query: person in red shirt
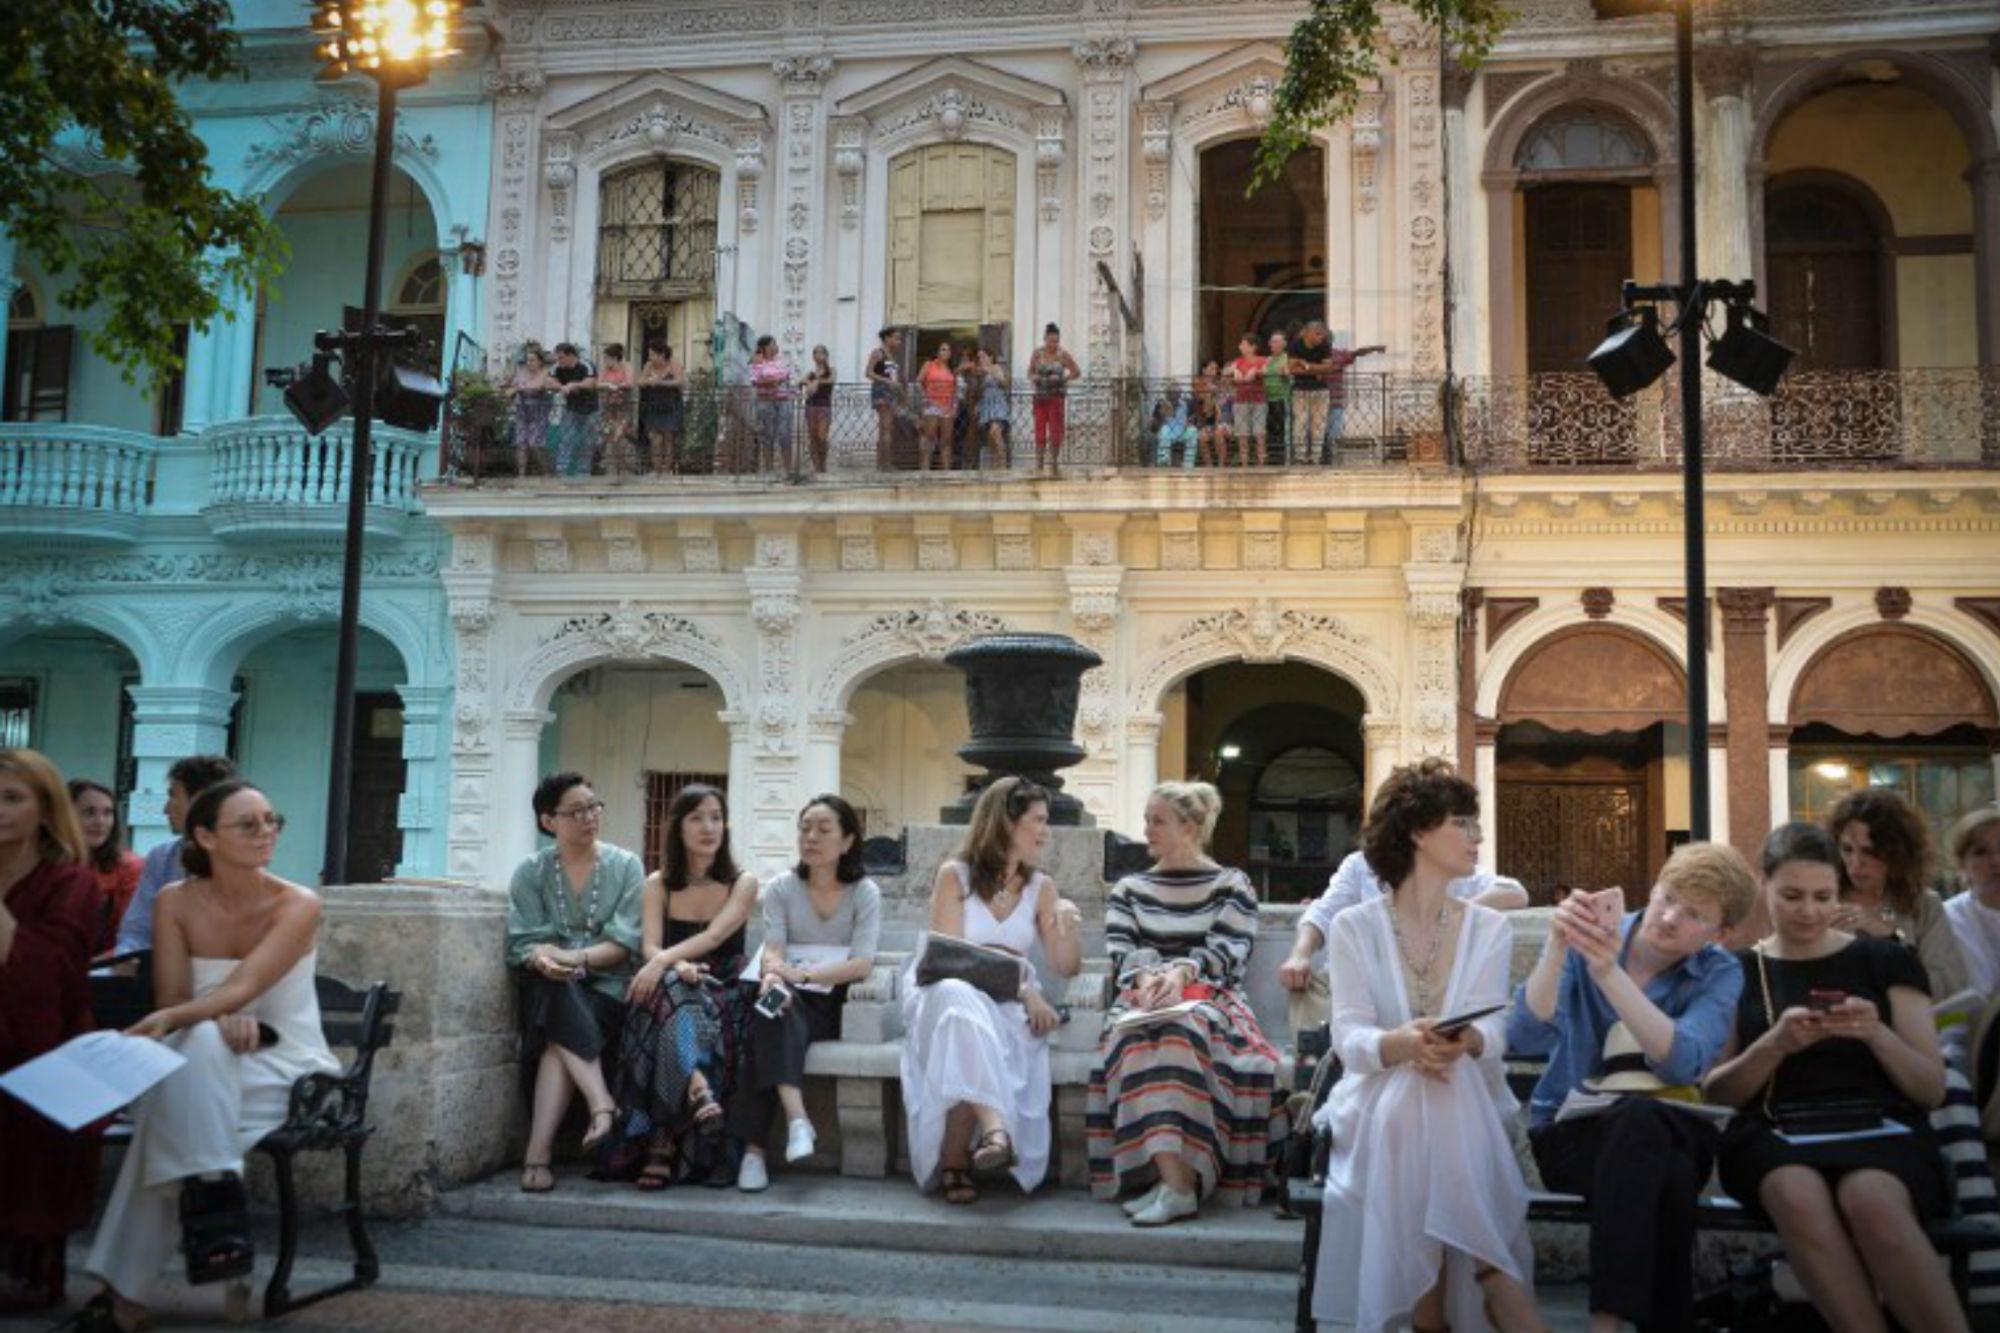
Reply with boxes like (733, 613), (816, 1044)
(68, 779), (141, 957)
(1227, 334), (1268, 467)
(917, 341), (961, 473)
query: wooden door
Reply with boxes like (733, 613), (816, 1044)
(1765, 182), (1895, 460)
(1497, 775), (1649, 907)
(1525, 184), (1632, 374)
(343, 693), (406, 884)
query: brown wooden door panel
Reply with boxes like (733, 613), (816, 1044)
(1497, 778), (1648, 907)
(1524, 185), (1632, 375)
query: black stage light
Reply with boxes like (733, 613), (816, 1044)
(375, 361), (446, 432)
(1706, 302), (1795, 397)
(282, 354), (351, 435)
(1587, 307), (1676, 399)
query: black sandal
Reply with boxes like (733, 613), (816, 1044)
(687, 1086), (724, 1136)
(179, 1175), (254, 1286)
(56, 1294), (130, 1333)
(939, 1168), (978, 1205)
(635, 1146), (675, 1192)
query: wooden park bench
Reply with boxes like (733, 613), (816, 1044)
(90, 954), (401, 1318)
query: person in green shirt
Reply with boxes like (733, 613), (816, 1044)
(1263, 331), (1293, 464)
(506, 771), (645, 1194)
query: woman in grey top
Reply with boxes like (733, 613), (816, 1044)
(728, 794), (881, 1191)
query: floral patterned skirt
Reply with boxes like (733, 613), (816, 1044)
(606, 960), (752, 1185)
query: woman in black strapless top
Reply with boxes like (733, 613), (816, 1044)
(609, 783), (760, 1189)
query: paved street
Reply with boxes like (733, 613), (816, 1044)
(7, 1173), (1600, 1333)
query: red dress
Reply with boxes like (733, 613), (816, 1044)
(0, 859), (102, 1308)
(92, 850), (143, 956)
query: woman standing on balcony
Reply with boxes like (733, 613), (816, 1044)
(865, 327), (904, 470)
(0, 750), (101, 1315)
(611, 783), (758, 1190)
(901, 779), (1082, 1204)
(68, 778), (141, 955)
(973, 348), (1012, 471)
(637, 343), (686, 477)
(801, 345), (836, 475)
(548, 344), (600, 479)
(594, 344), (636, 479)
(916, 341), (959, 473)
(1087, 781), (1286, 1227)
(506, 772), (644, 1194)
(508, 345), (559, 476)
(749, 336), (795, 477)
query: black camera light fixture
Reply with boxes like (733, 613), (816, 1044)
(280, 353), (352, 435)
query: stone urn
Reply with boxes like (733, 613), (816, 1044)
(940, 633), (1103, 825)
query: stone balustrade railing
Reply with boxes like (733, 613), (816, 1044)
(0, 423), (158, 542)
(201, 416), (430, 541)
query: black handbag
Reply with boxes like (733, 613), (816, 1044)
(915, 932), (1027, 1003)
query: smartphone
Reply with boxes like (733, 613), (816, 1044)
(1430, 1003), (1505, 1037)
(1588, 888), (1625, 928)
(1806, 987), (1848, 1014)
(755, 982), (791, 1019)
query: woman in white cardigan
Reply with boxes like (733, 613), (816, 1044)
(1314, 760), (1544, 1333)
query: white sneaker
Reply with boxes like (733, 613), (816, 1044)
(1129, 1186), (1199, 1227)
(785, 1118), (817, 1163)
(1121, 1183), (1165, 1218)
(737, 1150), (769, 1192)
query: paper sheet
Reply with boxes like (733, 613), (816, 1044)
(0, 1030), (187, 1132)
(739, 944), (852, 993)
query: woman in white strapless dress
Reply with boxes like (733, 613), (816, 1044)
(900, 777), (1083, 1202)
(77, 780), (337, 1333)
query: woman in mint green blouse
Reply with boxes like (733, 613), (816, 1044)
(506, 771), (645, 1193)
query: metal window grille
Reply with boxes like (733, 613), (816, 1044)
(597, 162), (720, 299)
(642, 770), (729, 873)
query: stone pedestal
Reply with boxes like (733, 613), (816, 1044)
(303, 883), (519, 1215)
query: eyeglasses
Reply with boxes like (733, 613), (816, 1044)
(222, 813), (286, 836)
(1448, 815), (1483, 840)
(555, 800), (606, 821)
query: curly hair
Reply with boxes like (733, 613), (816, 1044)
(1361, 757), (1478, 890)
(1825, 787), (1931, 916)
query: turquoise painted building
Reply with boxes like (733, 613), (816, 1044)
(0, 1), (492, 884)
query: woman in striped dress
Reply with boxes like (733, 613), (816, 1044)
(1087, 781), (1286, 1226)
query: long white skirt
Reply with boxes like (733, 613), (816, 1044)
(1312, 1060), (1533, 1333)
(899, 978), (1051, 1194)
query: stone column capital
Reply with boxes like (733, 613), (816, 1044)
(1071, 36), (1136, 76)
(1695, 42), (1759, 100)
(1716, 586), (1775, 632)
(773, 54), (834, 95)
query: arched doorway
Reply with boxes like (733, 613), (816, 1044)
(1785, 626), (1998, 859)
(543, 663), (731, 872)
(839, 660), (975, 842)
(1197, 139), (1327, 365)
(1160, 662), (1365, 902)
(592, 157), (721, 371)
(252, 163), (441, 417)
(0, 626), (142, 803)
(231, 626), (406, 884)
(1493, 627), (1688, 905)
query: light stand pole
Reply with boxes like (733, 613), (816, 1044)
(312, 0), (457, 885)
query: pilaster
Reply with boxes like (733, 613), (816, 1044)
(774, 56), (835, 366)
(485, 66), (547, 367)
(746, 526), (804, 870)
(495, 709), (553, 883)
(125, 685), (240, 852)
(1718, 586), (1774, 867)
(1698, 42), (1758, 285)
(1136, 100), (1173, 375)
(1071, 38), (1136, 377)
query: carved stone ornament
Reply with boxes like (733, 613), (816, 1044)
(842, 599), (1009, 660)
(1134, 599), (1393, 715)
(1138, 102), (1172, 222)
(1353, 92), (1384, 214)
(1581, 587), (1615, 620)
(1071, 37), (1136, 72)
(484, 67), (547, 103)
(773, 54), (834, 94)
(831, 117), (867, 230)
(1035, 108), (1067, 224)
(543, 133), (578, 244)
(1875, 586), (1912, 621)
(544, 601), (721, 659)
(245, 101), (440, 171)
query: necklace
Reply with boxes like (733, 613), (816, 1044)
(1390, 896), (1451, 1017)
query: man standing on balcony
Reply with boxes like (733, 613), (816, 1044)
(1028, 323), (1080, 474)
(1289, 323), (1385, 465)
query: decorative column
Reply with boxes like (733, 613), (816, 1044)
(773, 55), (835, 366)
(1698, 43), (1758, 284)
(180, 274), (257, 432)
(1066, 555), (1125, 824)
(394, 684), (448, 876)
(1034, 106), (1069, 360)
(829, 115), (868, 373)
(485, 67), (547, 369)
(444, 528), (500, 882)
(730, 121), (769, 328)
(1474, 725), (1499, 870)
(1400, 55), (1447, 377)
(540, 130), (580, 344)
(436, 226), (484, 381)
(1352, 90), (1388, 350)
(801, 710), (850, 800)
(719, 709), (757, 864)
(1135, 100), (1172, 375)
(1123, 713), (1164, 834)
(1071, 37), (1136, 376)
(746, 528), (803, 871)
(125, 685), (239, 853)
(1363, 714), (1403, 801)
(1718, 586), (1774, 865)
(1441, 63), (1480, 373)
(495, 710), (552, 879)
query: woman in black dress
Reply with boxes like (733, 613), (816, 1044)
(611, 783), (759, 1189)
(1704, 823), (1965, 1333)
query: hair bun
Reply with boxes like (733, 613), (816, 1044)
(1149, 780), (1223, 845)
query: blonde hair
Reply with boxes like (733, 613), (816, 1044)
(1950, 805), (2000, 866)
(955, 777), (1049, 901)
(0, 748), (88, 866)
(1657, 841), (1758, 928)
(1149, 780), (1223, 847)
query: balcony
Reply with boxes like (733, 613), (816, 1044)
(428, 368), (2000, 494)
(201, 416), (429, 543)
(0, 423), (158, 545)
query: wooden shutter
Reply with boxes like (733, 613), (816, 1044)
(20, 326), (75, 421)
(1524, 185), (1632, 375)
(888, 153), (923, 326)
(982, 149), (1016, 327)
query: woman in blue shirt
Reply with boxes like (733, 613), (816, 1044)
(1507, 842), (1756, 1333)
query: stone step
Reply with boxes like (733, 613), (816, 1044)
(437, 1167), (1308, 1273)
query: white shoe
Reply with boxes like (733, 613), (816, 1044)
(1129, 1186), (1199, 1227)
(737, 1151), (769, 1192)
(785, 1118), (817, 1163)
(1121, 1183), (1165, 1218)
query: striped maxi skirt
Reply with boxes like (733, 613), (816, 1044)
(1085, 987), (1288, 1206)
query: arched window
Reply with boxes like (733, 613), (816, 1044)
(389, 252), (447, 376)
(1515, 109), (1653, 173)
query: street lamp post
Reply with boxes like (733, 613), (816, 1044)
(1586, 0), (1793, 845)
(312, 0), (458, 885)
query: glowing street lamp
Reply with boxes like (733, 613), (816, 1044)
(309, 0), (459, 886)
